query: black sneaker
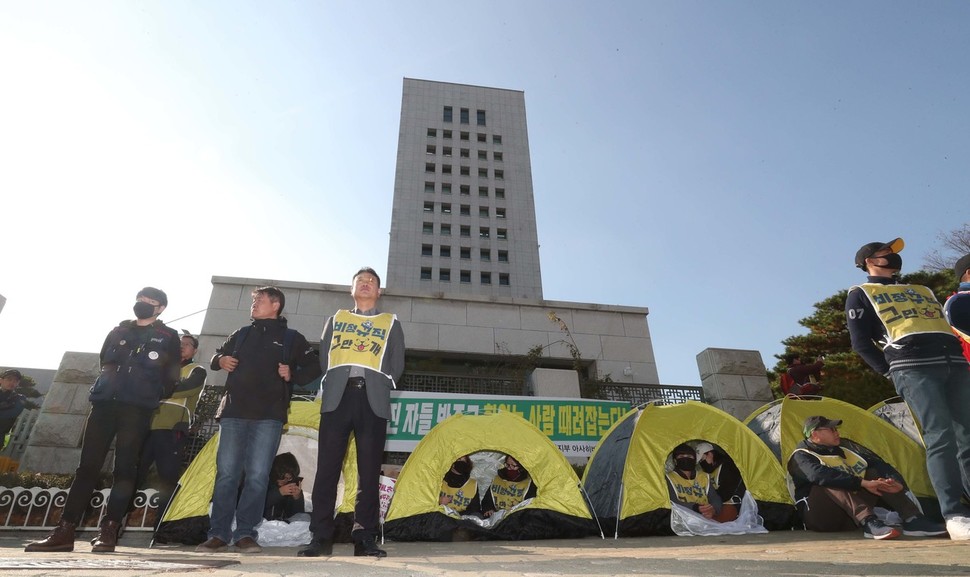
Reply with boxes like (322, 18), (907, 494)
(863, 517), (901, 540)
(297, 539), (333, 557)
(902, 516), (948, 537)
(354, 538), (387, 558)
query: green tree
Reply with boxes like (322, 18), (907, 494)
(770, 269), (956, 409)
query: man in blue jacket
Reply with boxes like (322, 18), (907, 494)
(25, 287), (180, 553)
(846, 238), (970, 540)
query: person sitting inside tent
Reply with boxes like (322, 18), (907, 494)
(694, 441), (744, 522)
(439, 454), (481, 516)
(481, 455), (537, 518)
(787, 415), (947, 540)
(666, 443), (723, 521)
(263, 452), (306, 522)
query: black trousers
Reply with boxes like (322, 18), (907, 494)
(62, 401), (153, 524)
(137, 429), (183, 519)
(309, 383), (387, 542)
(802, 471), (922, 532)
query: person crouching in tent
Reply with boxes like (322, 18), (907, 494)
(439, 455), (481, 516)
(482, 455), (537, 519)
(695, 441), (744, 522)
(666, 443), (724, 522)
(264, 452), (306, 523)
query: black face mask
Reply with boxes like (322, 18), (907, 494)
(675, 457), (696, 471)
(871, 253), (902, 271)
(699, 461), (717, 474)
(133, 301), (157, 320)
(452, 460), (471, 476)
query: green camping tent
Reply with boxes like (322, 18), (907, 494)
(154, 399), (360, 544)
(582, 401), (795, 537)
(383, 411), (597, 541)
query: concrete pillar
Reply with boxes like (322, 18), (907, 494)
(526, 368), (580, 397)
(696, 348), (773, 421)
(19, 352), (99, 474)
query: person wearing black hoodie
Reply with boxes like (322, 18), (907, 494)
(196, 286), (321, 555)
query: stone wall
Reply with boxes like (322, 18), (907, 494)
(696, 348), (773, 420)
(19, 352), (100, 474)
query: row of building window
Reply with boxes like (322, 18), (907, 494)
(422, 223), (508, 240)
(422, 202), (506, 219)
(421, 267), (510, 285)
(442, 106), (487, 126)
(424, 182), (505, 198)
(425, 163), (504, 180)
(427, 128), (501, 145)
(426, 145), (503, 162)
(421, 244), (509, 262)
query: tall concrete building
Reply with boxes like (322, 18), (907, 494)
(387, 78), (543, 300)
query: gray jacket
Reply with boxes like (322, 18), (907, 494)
(318, 309), (405, 420)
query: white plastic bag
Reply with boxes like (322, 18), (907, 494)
(670, 491), (768, 536)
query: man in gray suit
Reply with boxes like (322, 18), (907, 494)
(300, 267), (405, 558)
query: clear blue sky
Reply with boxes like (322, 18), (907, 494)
(2, 1), (969, 386)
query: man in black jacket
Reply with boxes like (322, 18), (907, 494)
(26, 287), (181, 553)
(846, 238), (970, 540)
(196, 286), (321, 554)
(787, 415), (946, 540)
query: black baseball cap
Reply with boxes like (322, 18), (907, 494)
(0, 369), (22, 380)
(855, 238), (904, 270)
(803, 415), (843, 438)
(955, 253), (970, 280)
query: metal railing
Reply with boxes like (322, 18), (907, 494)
(0, 487), (160, 532)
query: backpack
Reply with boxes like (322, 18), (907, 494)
(779, 372), (796, 396)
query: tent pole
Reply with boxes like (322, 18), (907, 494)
(614, 481), (623, 539)
(149, 483), (181, 548)
(576, 481), (605, 539)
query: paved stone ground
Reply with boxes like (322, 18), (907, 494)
(1, 530), (969, 577)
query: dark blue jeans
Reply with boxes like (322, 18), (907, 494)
(208, 418), (282, 543)
(893, 363), (970, 518)
(62, 401), (153, 524)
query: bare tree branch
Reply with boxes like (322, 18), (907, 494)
(922, 223), (970, 272)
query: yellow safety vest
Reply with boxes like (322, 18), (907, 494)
(488, 476), (533, 511)
(793, 446), (868, 478)
(327, 310), (396, 372)
(666, 470), (712, 506)
(853, 284), (952, 344)
(439, 477), (478, 513)
(150, 362), (204, 431)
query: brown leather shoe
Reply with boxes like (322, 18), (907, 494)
(91, 519), (121, 552)
(195, 536), (229, 553)
(24, 520), (77, 552)
(234, 536), (262, 554)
